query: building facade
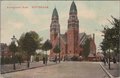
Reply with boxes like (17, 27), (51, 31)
(49, 1), (96, 60)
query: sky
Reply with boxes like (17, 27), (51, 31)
(1, 1), (120, 52)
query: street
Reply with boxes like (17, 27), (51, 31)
(2, 62), (109, 78)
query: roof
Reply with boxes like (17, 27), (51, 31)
(58, 32), (89, 45)
(70, 1), (77, 13)
(60, 34), (67, 44)
(55, 32), (92, 46)
(79, 33), (87, 45)
(79, 33), (85, 40)
(52, 8), (58, 17)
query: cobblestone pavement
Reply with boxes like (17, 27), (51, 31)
(2, 62), (109, 78)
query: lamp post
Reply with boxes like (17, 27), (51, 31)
(11, 35), (17, 70)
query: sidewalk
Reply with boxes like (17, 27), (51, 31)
(100, 62), (119, 78)
(1, 61), (56, 74)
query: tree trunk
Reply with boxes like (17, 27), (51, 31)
(108, 49), (111, 69)
(27, 61), (30, 68)
(45, 51), (47, 65)
(27, 55), (30, 68)
(13, 62), (16, 70)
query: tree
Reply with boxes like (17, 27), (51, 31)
(15, 52), (23, 65)
(109, 16), (119, 55)
(53, 44), (61, 62)
(102, 16), (119, 54)
(34, 53), (43, 62)
(102, 16), (120, 54)
(82, 38), (90, 60)
(42, 39), (52, 65)
(1, 43), (7, 65)
(19, 31), (42, 68)
(29, 31), (43, 49)
(9, 42), (18, 70)
(53, 44), (60, 54)
(101, 16), (120, 69)
(100, 39), (109, 56)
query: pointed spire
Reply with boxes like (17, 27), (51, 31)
(70, 1), (77, 13)
(52, 7), (58, 17)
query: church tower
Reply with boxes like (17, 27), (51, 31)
(50, 8), (60, 57)
(67, 1), (79, 57)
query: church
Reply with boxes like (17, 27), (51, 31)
(49, 1), (96, 60)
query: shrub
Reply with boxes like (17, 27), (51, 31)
(71, 56), (78, 61)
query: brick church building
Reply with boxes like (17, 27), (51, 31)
(49, 1), (96, 60)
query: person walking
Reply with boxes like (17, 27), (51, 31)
(113, 57), (116, 64)
(43, 57), (45, 64)
(55, 55), (57, 64)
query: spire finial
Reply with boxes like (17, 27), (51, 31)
(52, 7), (58, 17)
(70, 0), (77, 13)
(73, 0), (74, 2)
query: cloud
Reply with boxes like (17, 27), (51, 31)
(79, 27), (86, 32)
(1, 20), (24, 44)
(98, 17), (114, 29)
(95, 32), (103, 38)
(1, 1), (119, 50)
(9, 21), (23, 29)
(98, 18), (110, 25)
(79, 26), (93, 35)
(76, 2), (96, 20)
(5, 4), (51, 31)
(78, 10), (96, 20)
(15, 7), (39, 24)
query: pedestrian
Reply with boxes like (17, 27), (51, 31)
(63, 56), (66, 61)
(45, 57), (48, 65)
(103, 57), (106, 65)
(106, 58), (108, 65)
(55, 55), (57, 63)
(43, 57), (45, 64)
(113, 57), (116, 64)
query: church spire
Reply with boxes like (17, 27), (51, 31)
(52, 7), (58, 17)
(50, 7), (60, 35)
(68, 1), (79, 29)
(69, 1), (77, 14)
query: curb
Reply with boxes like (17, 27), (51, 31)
(99, 63), (114, 78)
(1, 63), (56, 74)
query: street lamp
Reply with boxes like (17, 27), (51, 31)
(11, 35), (17, 44)
(11, 35), (17, 70)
